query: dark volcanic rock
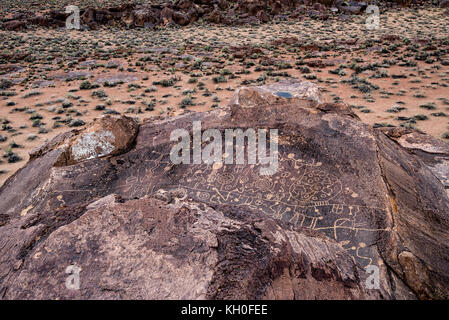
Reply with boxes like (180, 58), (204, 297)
(0, 80), (448, 300)
(344, 5), (362, 14)
(2, 20), (26, 31)
(380, 127), (449, 192)
(0, 191), (379, 299)
(0, 0), (380, 30)
(28, 115), (139, 166)
(440, 0), (449, 8)
(160, 6), (174, 25)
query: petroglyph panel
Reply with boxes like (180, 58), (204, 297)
(66, 144), (388, 267)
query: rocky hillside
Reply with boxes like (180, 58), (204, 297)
(2, 0), (448, 30)
(0, 80), (448, 299)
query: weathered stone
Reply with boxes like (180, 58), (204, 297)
(381, 34), (401, 42)
(79, 60), (97, 68)
(176, 0), (193, 10)
(306, 59), (335, 68)
(342, 5), (363, 14)
(161, 6), (174, 25)
(256, 10), (270, 23)
(133, 9), (150, 27)
(94, 73), (139, 85)
(31, 80), (55, 88)
(11, 11), (35, 21)
(0, 80), (448, 300)
(229, 80), (323, 108)
(381, 127), (449, 192)
(58, 115), (138, 166)
(0, 0), (427, 31)
(28, 115), (138, 167)
(271, 1), (283, 15)
(271, 36), (299, 46)
(229, 45), (265, 59)
(132, 5), (160, 27)
(48, 10), (69, 21)
(0, 191), (380, 299)
(2, 20), (26, 31)
(52, 71), (91, 81)
(172, 11), (190, 26)
(207, 7), (224, 24)
(0, 64), (26, 74)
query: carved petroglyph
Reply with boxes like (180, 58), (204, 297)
(47, 145), (384, 267)
(41, 119), (389, 267)
(49, 145), (387, 267)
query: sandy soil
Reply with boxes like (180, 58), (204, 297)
(1, 7), (448, 186)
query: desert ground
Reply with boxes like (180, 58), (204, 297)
(1, 4), (449, 186)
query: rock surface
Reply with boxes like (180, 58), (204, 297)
(0, 80), (448, 300)
(229, 80), (323, 108)
(29, 115), (139, 166)
(381, 127), (449, 195)
(441, 0), (449, 8)
(0, 191), (379, 299)
(0, 1), (421, 30)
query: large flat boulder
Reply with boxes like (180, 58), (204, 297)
(29, 115), (139, 166)
(229, 79), (323, 108)
(0, 80), (448, 299)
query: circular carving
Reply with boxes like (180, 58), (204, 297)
(289, 169), (342, 203)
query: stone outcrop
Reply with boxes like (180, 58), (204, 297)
(380, 127), (449, 196)
(29, 115), (139, 166)
(229, 80), (323, 108)
(0, 80), (448, 300)
(0, 0), (417, 30)
(0, 191), (379, 299)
